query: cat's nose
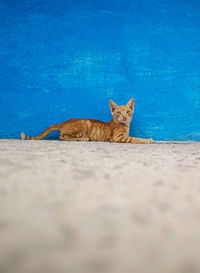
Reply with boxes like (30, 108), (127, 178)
(123, 116), (127, 121)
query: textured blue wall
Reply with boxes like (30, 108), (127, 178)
(0, 0), (200, 140)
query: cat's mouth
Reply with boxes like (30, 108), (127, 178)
(117, 118), (131, 124)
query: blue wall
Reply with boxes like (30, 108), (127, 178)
(0, 0), (200, 140)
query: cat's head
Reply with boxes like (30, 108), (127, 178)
(109, 98), (135, 124)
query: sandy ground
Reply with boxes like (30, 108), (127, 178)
(0, 139), (200, 273)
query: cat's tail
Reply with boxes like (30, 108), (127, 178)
(21, 125), (60, 140)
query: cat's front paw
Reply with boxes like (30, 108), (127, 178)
(144, 138), (153, 144)
(147, 138), (153, 144)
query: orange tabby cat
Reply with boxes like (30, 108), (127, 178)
(21, 98), (153, 144)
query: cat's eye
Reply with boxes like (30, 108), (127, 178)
(127, 110), (130, 113)
(116, 111), (121, 114)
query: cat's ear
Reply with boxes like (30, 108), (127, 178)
(109, 100), (118, 112)
(127, 98), (135, 111)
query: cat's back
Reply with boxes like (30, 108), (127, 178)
(86, 119), (112, 141)
(60, 118), (112, 141)
(62, 118), (109, 127)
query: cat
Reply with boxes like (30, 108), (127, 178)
(21, 98), (153, 144)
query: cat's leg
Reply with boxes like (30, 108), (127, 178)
(59, 135), (89, 141)
(59, 127), (89, 141)
(112, 135), (153, 144)
(130, 137), (153, 144)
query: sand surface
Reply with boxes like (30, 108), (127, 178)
(0, 139), (200, 273)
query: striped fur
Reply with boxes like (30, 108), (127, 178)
(21, 98), (153, 144)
